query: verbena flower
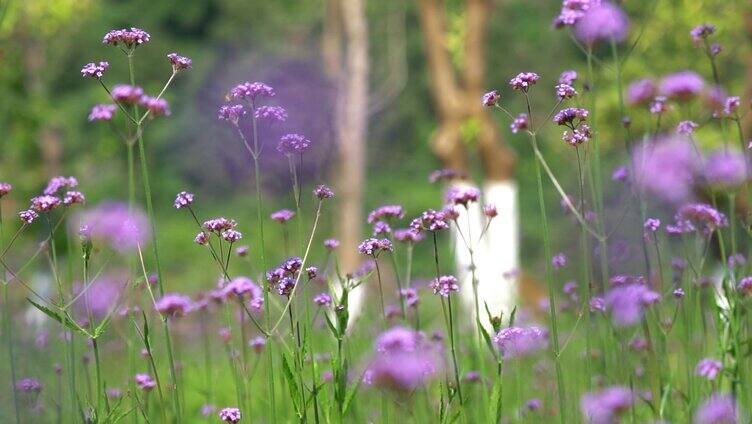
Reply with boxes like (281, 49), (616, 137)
(31, 195), (62, 212)
(483, 204), (498, 217)
(552, 253), (567, 270)
(644, 218), (661, 232)
(19, 209), (38, 224)
(221, 229), (242, 242)
(111, 85), (144, 104)
(155, 293), (193, 318)
(203, 217), (237, 233)
(229, 82), (275, 100)
(429, 275), (459, 297)
(218, 407), (242, 423)
(314, 185), (334, 199)
(510, 114), (529, 133)
(249, 336), (266, 353)
(702, 150), (748, 189)
(400, 287), (420, 307)
(589, 296), (605, 312)
(482, 90), (501, 106)
(277, 133), (311, 154)
(574, 2), (629, 46)
(580, 386), (633, 424)
(236, 245), (249, 257)
(509, 72), (540, 91)
(194, 231), (209, 245)
(694, 393), (738, 424)
(446, 186), (480, 207)
(271, 209), (295, 223)
(555, 83), (578, 100)
(324, 238), (340, 250)
(103, 28), (151, 48)
(691, 23), (716, 44)
(78, 202), (150, 251)
(666, 203), (728, 236)
(558, 70), (578, 85)
(63, 191), (85, 206)
(553, 0), (601, 28)
(626, 79), (656, 106)
(736, 276), (752, 295)
(631, 137), (699, 203)
(611, 165), (628, 182)
(357, 238), (393, 257)
(723, 96), (741, 117)
(368, 327), (440, 391)
(554, 107), (589, 125)
(313, 293), (332, 306)
(695, 358), (722, 381)
(660, 71), (705, 102)
(134, 373), (156, 391)
(81, 61), (109, 79)
(166, 53), (192, 71)
(604, 282), (660, 327)
(173, 191), (194, 209)
(493, 326), (548, 359)
(140, 96), (171, 117)
(393, 228), (424, 243)
(428, 168), (467, 183)
(410, 209), (450, 232)
(15, 378), (43, 393)
(44, 176), (78, 195)
(677, 120), (699, 134)
(218, 104), (246, 125)
(88, 104), (117, 121)
(372, 221), (391, 235)
(254, 105), (287, 122)
(0, 182), (11, 197)
(367, 205), (404, 223)
(674, 287), (686, 298)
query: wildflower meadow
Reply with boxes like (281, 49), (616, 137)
(1, 1), (751, 423)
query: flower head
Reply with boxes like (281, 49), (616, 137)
(15, 378), (43, 393)
(44, 176), (78, 196)
(554, 0), (602, 28)
(554, 107), (589, 126)
(358, 238), (393, 257)
(88, 104), (117, 122)
(155, 293), (193, 318)
(254, 105), (287, 123)
(446, 186), (481, 207)
(368, 205), (404, 223)
(221, 229), (242, 243)
(78, 202), (150, 251)
(626, 79), (656, 106)
(218, 104), (246, 124)
(0, 182), (11, 197)
(667, 203), (728, 236)
(277, 133), (311, 154)
(103, 28), (150, 48)
(324, 238), (340, 250)
(19, 209), (38, 224)
(166, 53), (192, 71)
(81, 61), (109, 79)
(555, 83), (578, 100)
(218, 407), (242, 423)
(173, 191), (194, 209)
(702, 150), (748, 189)
(31, 195), (62, 212)
(660, 71), (705, 102)
(482, 90), (501, 106)
(509, 72), (540, 91)
(696, 358), (723, 381)
(63, 191), (85, 206)
(580, 386), (633, 424)
(134, 373), (156, 391)
(558, 70), (578, 85)
(723, 96), (741, 117)
(410, 209), (449, 232)
(368, 327), (440, 391)
(493, 326), (548, 358)
(631, 137), (699, 203)
(483, 204), (498, 218)
(429, 275), (459, 297)
(677, 120), (699, 134)
(270, 209), (294, 224)
(313, 293), (332, 306)
(691, 24), (716, 44)
(510, 114), (529, 133)
(604, 282), (661, 327)
(428, 168), (467, 183)
(738, 276), (752, 295)
(229, 82), (275, 100)
(644, 218), (661, 232)
(140, 96), (171, 118)
(552, 253), (567, 270)
(111, 85), (144, 104)
(574, 2), (629, 46)
(694, 393), (738, 424)
(393, 228), (424, 244)
(314, 185), (334, 199)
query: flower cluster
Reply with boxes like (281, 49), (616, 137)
(270, 209), (295, 223)
(88, 104), (117, 122)
(218, 407), (242, 423)
(134, 373), (156, 391)
(493, 326), (548, 359)
(666, 203), (728, 236)
(81, 61), (109, 79)
(166, 53), (192, 71)
(510, 113), (529, 134)
(580, 386), (633, 424)
(103, 27), (151, 48)
(229, 82), (275, 100)
(357, 238), (393, 257)
(254, 105), (287, 122)
(429, 275), (459, 297)
(445, 185), (480, 207)
(554, 107), (591, 146)
(366, 327), (440, 391)
(553, 0), (601, 28)
(173, 191), (195, 209)
(218, 104), (246, 124)
(155, 293), (193, 318)
(367, 205), (404, 223)
(410, 209), (450, 232)
(277, 133), (311, 154)
(482, 90), (501, 107)
(266, 257), (303, 296)
(509, 72), (540, 91)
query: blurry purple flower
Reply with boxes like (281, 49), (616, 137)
(710, 43), (723, 56)
(79, 202), (150, 251)
(173, 191), (194, 209)
(667, 203), (728, 236)
(277, 133), (311, 154)
(410, 209), (450, 232)
(271, 209), (295, 223)
(88, 104), (117, 122)
(229, 81), (275, 100)
(73, 276), (121, 319)
(324, 238), (340, 250)
(673, 287), (685, 298)
(111, 85), (144, 104)
(559, 70), (578, 85)
(510, 113), (529, 133)
(62, 191), (85, 206)
(694, 393), (738, 424)
(628, 336), (648, 351)
(155, 293), (193, 318)
(106, 388), (122, 399)
(574, 3), (629, 46)
(702, 150), (748, 188)
(493, 326), (548, 359)
(201, 404), (216, 417)
(604, 283), (661, 327)
(738, 276), (752, 296)
(650, 96), (669, 114)
(103, 28), (150, 48)
(45, 176), (78, 196)
(372, 221), (391, 235)
(254, 105), (287, 123)
(509, 72), (540, 91)
(19, 209), (39, 224)
(644, 218), (661, 232)
(552, 253), (567, 270)
(218, 407), (242, 423)
(166, 53), (192, 71)
(218, 104), (246, 125)
(358, 238), (393, 257)
(400, 287), (420, 308)
(394, 228), (424, 243)
(696, 358), (722, 381)
(483, 204), (498, 218)
(691, 23), (716, 44)
(368, 205), (404, 223)
(203, 217), (237, 233)
(368, 327), (440, 391)
(140, 96), (170, 118)
(249, 336), (266, 353)
(660, 71), (705, 102)
(554, 0), (602, 28)
(313, 185), (334, 199)
(15, 378), (42, 393)
(627, 79), (656, 106)
(428, 168), (467, 183)
(526, 398), (543, 412)
(0, 182), (11, 197)
(222, 277), (262, 303)
(313, 293), (332, 307)
(631, 137), (699, 203)
(580, 386), (633, 424)
(723, 96), (741, 117)
(195, 231), (209, 245)
(276, 277), (295, 297)
(81, 61), (109, 79)
(482, 90), (501, 107)
(430, 275), (459, 297)
(611, 165), (628, 182)
(134, 373), (156, 391)
(446, 186), (481, 207)
(677, 120), (699, 134)
(236, 245), (249, 257)
(556, 83), (578, 100)
(306, 266), (318, 279)
(31, 195), (62, 212)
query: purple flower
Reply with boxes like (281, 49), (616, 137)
(580, 386), (633, 424)
(44, 176), (78, 195)
(559, 70), (578, 85)
(660, 71), (705, 102)
(574, 2), (629, 46)
(400, 287), (420, 307)
(631, 137), (699, 203)
(31, 195), (61, 212)
(667, 203), (728, 236)
(393, 228), (424, 243)
(644, 218), (661, 232)
(103, 28), (150, 48)
(410, 209), (450, 232)
(250, 336), (266, 353)
(271, 209), (295, 223)
(81, 61), (109, 79)
(111, 84), (144, 105)
(134, 373), (156, 391)
(626, 79), (656, 106)
(155, 293), (193, 318)
(218, 407), (242, 423)
(276, 277), (295, 297)
(15, 378), (43, 393)
(254, 105), (287, 123)
(552, 253), (567, 270)
(203, 217), (237, 233)
(313, 185), (334, 199)
(78, 202), (150, 251)
(140, 96), (171, 118)
(324, 238), (340, 250)
(195, 231), (209, 245)
(19, 209), (38, 224)
(691, 24), (716, 44)
(229, 82), (275, 100)
(611, 165), (628, 182)
(173, 191), (194, 209)
(358, 238), (393, 257)
(555, 83), (578, 100)
(88, 104), (117, 122)
(62, 191), (85, 206)
(221, 229), (242, 242)
(710, 43), (723, 56)
(313, 293), (332, 306)
(554, 107), (589, 125)
(306, 266), (318, 280)
(446, 186), (481, 207)
(277, 133), (311, 154)
(696, 358), (722, 381)
(372, 221), (391, 235)
(222, 277), (263, 306)
(553, 0), (601, 28)
(0, 182), (11, 198)
(510, 113), (529, 133)
(677, 120), (699, 134)
(368, 327), (440, 391)
(235, 245), (249, 257)
(493, 326), (548, 359)
(166, 53), (192, 71)
(428, 168), (467, 183)
(703, 150), (748, 188)
(429, 275), (459, 297)
(367, 205), (405, 223)
(589, 296), (606, 312)
(604, 283), (661, 327)
(483, 204), (498, 218)
(526, 398), (543, 412)
(737, 276), (752, 295)
(482, 90), (501, 107)
(651, 95), (670, 114)
(694, 393), (738, 424)
(218, 104), (246, 124)
(509, 72), (540, 91)
(674, 287), (686, 298)
(723, 96), (741, 116)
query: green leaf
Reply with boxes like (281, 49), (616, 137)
(509, 306), (518, 327)
(281, 354), (301, 413)
(27, 298), (90, 337)
(324, 313), (339, 338)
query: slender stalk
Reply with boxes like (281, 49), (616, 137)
(374, 259), (387, 325)
(0, 206), (20, 424)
